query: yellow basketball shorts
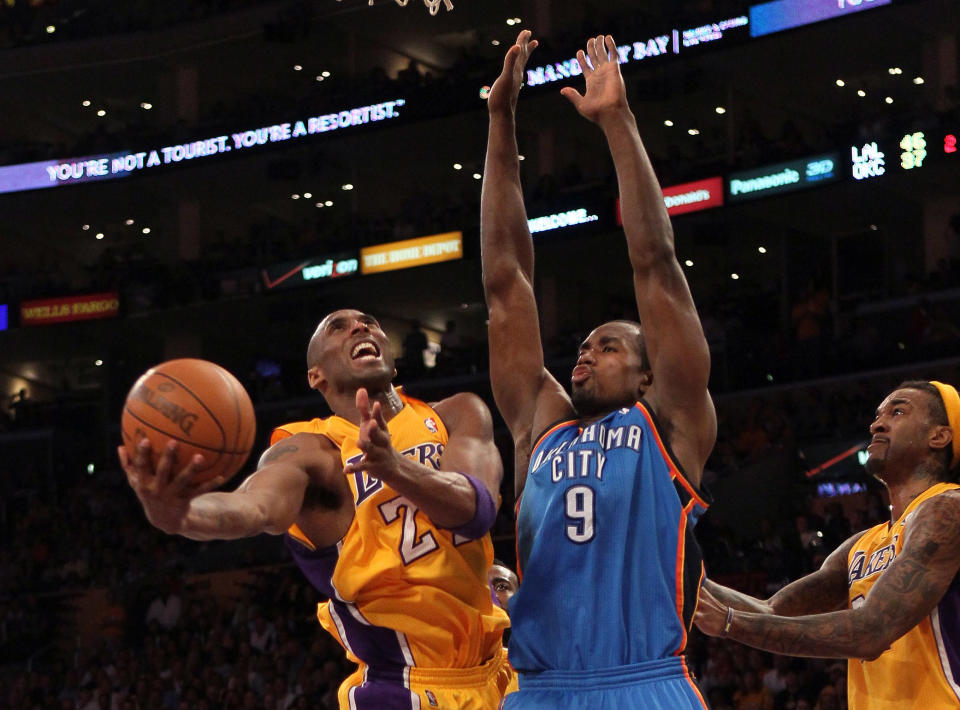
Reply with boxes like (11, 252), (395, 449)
(337, 647), (516, 710)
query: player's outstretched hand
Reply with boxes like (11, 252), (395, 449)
(693, 579), (729, 637)
(344, 388), (403, 481)
(119, 438), (222, 534)
(487, 29), (538, 116)
(561, 34), (630, 125)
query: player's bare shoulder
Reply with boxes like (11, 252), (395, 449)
(431, 391), (492, 431)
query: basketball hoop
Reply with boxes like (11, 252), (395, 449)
(340, 0), (454, 14)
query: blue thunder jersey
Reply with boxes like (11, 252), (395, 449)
(509, 400), (711, 673)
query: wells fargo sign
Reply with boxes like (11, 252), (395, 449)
(20, 292), (120, 325)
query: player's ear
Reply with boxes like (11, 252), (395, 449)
(307, 365), (326, 392)
(929, 424), (953, 454)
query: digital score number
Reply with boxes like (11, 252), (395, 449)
(900, 131), (926, 170)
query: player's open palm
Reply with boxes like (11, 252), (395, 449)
(344, 388), (403, 480)
(119, 438), (219, 533)
(487, 29), (538, 116)
(561, 34), (629, 124)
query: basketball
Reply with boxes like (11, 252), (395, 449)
(121, 358), (256, 484)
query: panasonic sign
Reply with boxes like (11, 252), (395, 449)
(727, 153), (840, 202)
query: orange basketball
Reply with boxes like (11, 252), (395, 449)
(121, 358), (256, 484)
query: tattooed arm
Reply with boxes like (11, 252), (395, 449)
(702, 533), (857, 617)
(121, 432), (335, 540)
(698, 493), (960, 659)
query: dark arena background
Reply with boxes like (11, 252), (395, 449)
(1, 0), (958, 708)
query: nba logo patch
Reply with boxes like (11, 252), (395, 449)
(425, 689), (438, 706)
(425, 417), (439, 433)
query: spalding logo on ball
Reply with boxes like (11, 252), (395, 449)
(121, 358), (256, 484)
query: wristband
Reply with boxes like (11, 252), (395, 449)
(721, 606), (735, 638)
(446, 473), (497, 540)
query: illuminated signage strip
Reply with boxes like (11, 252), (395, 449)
(261, 252), (360, 290)
(20, 292), (119, 326)
(525, 15), (748, 87)
(528, 208), (599, 234)
(749, 0), (891, 38)
(0, 98), (406, 196)
(361, 232), (463, 275)
(727, 152), (839, 201)
(662, 176), (724, 215)
(0, 304), (7, 331)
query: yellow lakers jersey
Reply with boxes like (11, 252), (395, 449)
(272, 391), (508, 671)
(846, 481), (960, 709)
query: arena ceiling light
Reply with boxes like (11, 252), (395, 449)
(322, 71), (331, 78)
(715, 106), (726, 114)
(473, 173), (482, 180)
(688, 128), (700, 135)
(758, 246), (767, 254)
(835, 79), (845, 87)
(125, 218), (134, 225)
(518, 155), (525, 161)
(857, 90), (866, 97)
(304, 192), (312, 199)
(885, 96), (894, 104)
(887, 67), (902, 75)
(453, 163), (462, 170)
(81, 224), (90, 231)
(293, 65), (303, 71)
(291, 193), (300, 199)
(731, 273), (740, 280)
(342, 184), (354, 190)
(325, 200), (333, 207)
(97, 109), (106, 116)
(82, 99), (91, 107)
(140, 102), (152, 110)
(95, 233), (104, 240)
(45, 25), (55, 33)
(664, 120), (674, 127)
(491, 40), (500, 46)
(142, 227), (151, 235)
(913, 76), (924, 85)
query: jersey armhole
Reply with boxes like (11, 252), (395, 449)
(636, 399), (713, 509)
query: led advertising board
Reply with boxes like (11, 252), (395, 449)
(360, 232), (463, 275)
(727, 153), (839, 201)
(528, 208), (600, 234)
(525, 14), (748, 87)
(749, 0), (891, 38)
(261, 253), (360, 290)
(0, 99), (407, 195)
(850, 141), (886, 180)
(662, 177), (725, 216)
(0, 304), (7, 331)
(20, 292), (120, 326)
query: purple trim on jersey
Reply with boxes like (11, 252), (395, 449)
(286, 533), (410, 669)
(285, 534), (339, 598)
(328, 597), (410, 669)
(936, 578), (960, 694)
(444, 473), (496, 540)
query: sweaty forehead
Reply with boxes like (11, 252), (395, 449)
(877, 389), (923, 413)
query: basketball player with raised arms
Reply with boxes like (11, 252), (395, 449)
(695, 380), (960, 710)
(119, 308), (512, 710)
(480, 31), (716, 708)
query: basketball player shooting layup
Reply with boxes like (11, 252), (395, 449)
(120, 309), (512, 710)
(481, 31), (716, 708)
